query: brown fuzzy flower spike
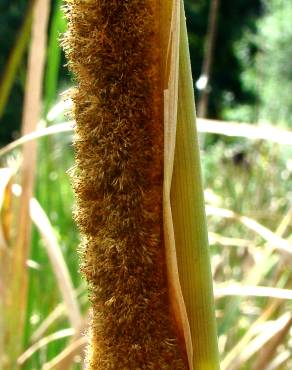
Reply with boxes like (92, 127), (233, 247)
(64, 0), (188, 368)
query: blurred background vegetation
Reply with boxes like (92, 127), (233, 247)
(0, 0), (292, 369)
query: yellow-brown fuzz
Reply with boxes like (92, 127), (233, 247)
(64, 1), (187, 368)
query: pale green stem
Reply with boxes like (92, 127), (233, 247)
(170, 1), (220, 369)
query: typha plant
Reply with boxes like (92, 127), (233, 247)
(64, 0), (220, 369)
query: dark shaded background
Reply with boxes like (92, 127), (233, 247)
(0, 0), (263, 146)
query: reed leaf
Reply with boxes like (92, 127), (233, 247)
(221, 301), (279, 370)
(43, 315), (88, 370)
(215, 284), (292, 301)
(206, 205), (292, 256)
(17, 328), (75, 366)
(0, 122), (73, 157)
(162, 0), (193, 366)
(42, 336), (87, 370)
(0, 168), (14, 368)
(4, 0), (50, 367)
(29, 197), (82, 331)
(223, 313), (292, 370)
(197, 118), (292, 145)
(252, 314), (292, 370)
(169, 1), (220, 368)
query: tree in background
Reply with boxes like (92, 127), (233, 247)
(255, 0), (292, 127)
(185, 0), (261, 120)
(0, 0), (28, 145)
(223, 0), (292, 128)
(0, 0), (66, 146)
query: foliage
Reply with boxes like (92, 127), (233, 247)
(224, 0), (292, 127)
(0, 0), (28, 145)
(0, 0), (292, 369)
(202, 137), (292, 369)
(1, 0), (262, 145)
(185, 0), (261, 118)
(255, 0), (292, 127)
(25, 132), (84, 369)
(0, 0), (67, 146)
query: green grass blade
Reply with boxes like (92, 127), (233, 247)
(44, 0), (67, 114)
(0, 1), (34, 118)
(169, 1), (220, 368)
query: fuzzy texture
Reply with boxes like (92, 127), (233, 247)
(64, 0), (187, 368)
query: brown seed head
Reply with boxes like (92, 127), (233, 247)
(63, 0), (187, 368)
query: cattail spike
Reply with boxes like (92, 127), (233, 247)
(64, 0), (188, 368)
